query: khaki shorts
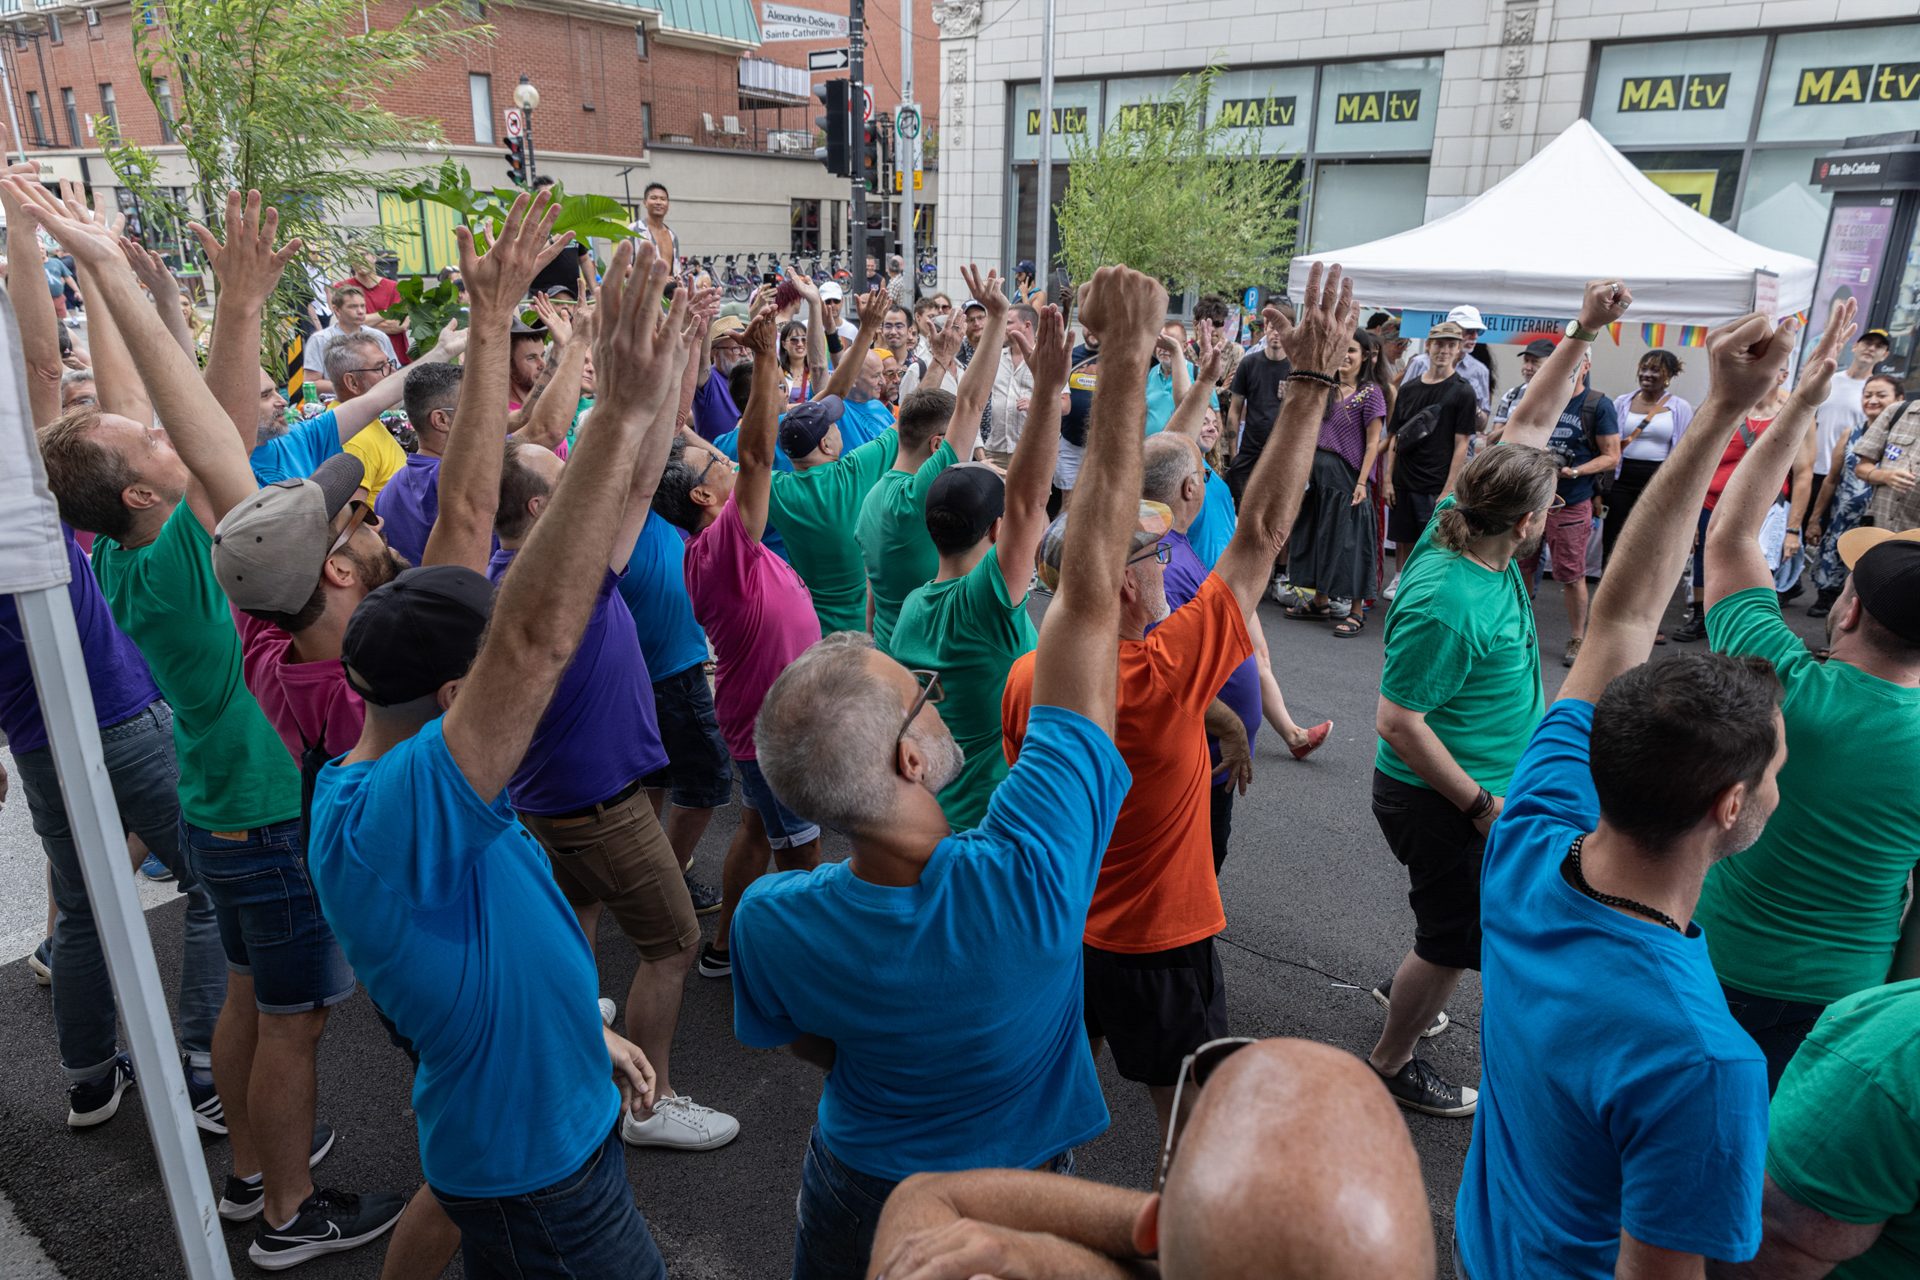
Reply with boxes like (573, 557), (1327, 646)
(521, 786), (699, 960)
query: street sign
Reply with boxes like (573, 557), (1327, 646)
(892, 170), (924, 193)
(861, 85), (875, 123)
(808, 48), (850, 72)
(895, 104), (921, 140)
(503, 107), (524, 139)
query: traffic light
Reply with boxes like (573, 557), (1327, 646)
(505, 136), (527, 187)
(861, 123), (882, 193)
(814, 79), (851, 177)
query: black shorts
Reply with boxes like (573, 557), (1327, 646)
(1083, 938), (1227, 1087)
(639, 663), (733, 810)
(1386, 488), (1440, 547)
(1371, 769), (1485, 971)
(1210, 781), (1234, 874)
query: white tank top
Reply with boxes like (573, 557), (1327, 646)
(1622, 406), (1676, 462)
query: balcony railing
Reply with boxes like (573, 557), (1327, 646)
(738, 57), (808, 106)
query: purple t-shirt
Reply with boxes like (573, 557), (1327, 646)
(0, 528), (159, 753)
(486, 548), (667, 814)
(1318, 383), (1387, 474)
(374, 451), (442, 567)
(1159, 529), (1260, 775)
(691, 366), (741, 442)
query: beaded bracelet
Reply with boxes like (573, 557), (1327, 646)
(1287, 370), (1338, 387)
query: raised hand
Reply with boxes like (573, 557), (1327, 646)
(928, 312), (966, 365)
(1576, 279), (1633, 333)
(1077, 264), (1168, 359)
(1703, 310), (1798, 417)
(455, 188), (570, 320)
(1153, 331), (1181, 368)
(961, 263), (1006, 318)
(1028, 302), (1069, 391)
(1260, 303), (1294, 349)
(1791, 296), (1857, 409)
(1006, 327), (1034, 362)
(187, 190), (303, 306)
(591, 240), (677, 417)
(1287, 261), (1357, 376)
(741, 310), (777, 361)
(855, 286), (889, 329)
(5, 176), (122, 263)
(120, 236), (181, 305)
(531, 290), (573, 345)
(1194, 318), (1227, 385)
(786, 265), (822, 306)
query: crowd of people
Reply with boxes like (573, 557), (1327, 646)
(2, 156), (1918, 1280)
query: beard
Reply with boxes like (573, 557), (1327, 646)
(1716, 797), (1774, 861)
(256, 416), (291, 443)
(1140, 571), (1172, 624)
(349, 541), (408, 589)
(1515, 528), (1545, 562)
(912, 725), (966, 794)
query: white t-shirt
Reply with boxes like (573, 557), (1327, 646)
(1621, 407), (1678, 462)
(304, 324), (398, 380)
(1813, 371), (1868, 477)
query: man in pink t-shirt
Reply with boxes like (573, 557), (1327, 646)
(652, 314), (822, 979)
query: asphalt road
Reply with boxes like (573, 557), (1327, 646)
(0, 586), (1830, 1280)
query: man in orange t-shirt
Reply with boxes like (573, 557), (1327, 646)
(1002, 266), (1360, 1139)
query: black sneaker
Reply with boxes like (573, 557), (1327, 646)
(1369, 977), (1449, 1038)
(1378, 1056), (1478, 1118)
(248, 1187), (406, 1270)
(218, 1125), (337, 1222)
(1670, 607), (1707, 644)
(67, 1053), (135, 1128)
(685, 876), (722, 917)
(697, 942), (731, 978)
(186, 1058), (226, 1136)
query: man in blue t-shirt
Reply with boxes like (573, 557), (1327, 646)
(1519, 353), (1621, 668)
(308, 238), (684, 1279)
(728, 265), (1186, 1280)
(1457, 282), (1820, 1280)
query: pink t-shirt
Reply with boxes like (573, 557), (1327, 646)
(682, 494), (820, 761)
(235, 609), (365, 761)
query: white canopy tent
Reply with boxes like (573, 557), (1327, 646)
(0, 293), (232, 1279)
(1286, 119), (1817, 325)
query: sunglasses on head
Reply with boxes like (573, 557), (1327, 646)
(1157, 1036), (1255, 1192)
(328, 500), (373, 556)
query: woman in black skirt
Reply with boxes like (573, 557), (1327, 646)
(1603, 349), (1694, 565)
(1282, 330), (1388, 637)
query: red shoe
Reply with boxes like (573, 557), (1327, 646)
(1290, 721), (1332, 760)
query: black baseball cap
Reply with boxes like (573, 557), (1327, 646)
(925, 463), (1006, 547)
(1839, 528), (1920, 644)
(1521, 338), (1556, 359)
(341, 565), (497, 706)
(778, 395), (844, 459)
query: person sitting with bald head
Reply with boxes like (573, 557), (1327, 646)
(864, 1038), (1436, 1280)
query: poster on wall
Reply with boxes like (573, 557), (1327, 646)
(1805, 199), (1896, 353)
(1644, 170), (1720, 214)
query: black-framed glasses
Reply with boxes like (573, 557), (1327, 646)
(691, 450), (728, 488)
(345, 359), (396, 377)
(896, 669), (945, 748)
(327, 500), (372, 557)
(1126, 542), (1172, 568)
(1156, 1036), (1256, 1192)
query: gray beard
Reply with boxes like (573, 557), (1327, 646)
(255, 416), (291, 443)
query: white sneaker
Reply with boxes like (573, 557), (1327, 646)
(620, 1094), (740, 1151)
(1382, 572), (1402, 601)
(598, 998), (616, 1028)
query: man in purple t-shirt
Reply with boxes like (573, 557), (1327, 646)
(690, 314), (750, 440)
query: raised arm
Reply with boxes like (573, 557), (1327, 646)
(1501, 281), (1633, 450)
(423, 190), (569, 573)
(1704, 302), (1847, 611)
(1215, 263), (1356, 616)
(787, 269), (830, 384)
(442, 240), (679, 801)
(511, 326), (589, 452)
(191, 190), (304, 450)
(1163, 319), (1227, 441)
(121, 236), (196, 360)
(867, 1171), (1149, 1280)
(1561, 306), (1803, 702)
(1157, 331), (1192, 402)
(945, 265), (1009, 459)
(611, 311), (696, 572)
(734, 311), (781, 542)
(999, 303), (1068, 601)
(821, 287), (887, 401)
(49, 185), (151, 427)
(0, 164), (64, 427)
(1034, 266), (1165, 734)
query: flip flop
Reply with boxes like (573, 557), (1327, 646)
(1290, 721), (1333, 760)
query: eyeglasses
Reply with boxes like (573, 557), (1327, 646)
(935, 301), (952, 312)
(690, 450), (729, 488)
(1126, 542), (1172, 567)
(327, 500), (373, 557)
(1156, 1036), (1255, 1192)
(345, 359), (396, 376)
(896, 669), (945, 748)
(1548, 493), (1567, 511)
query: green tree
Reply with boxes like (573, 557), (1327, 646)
(1054, 65), (1299, 299)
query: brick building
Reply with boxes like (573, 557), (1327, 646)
(0, 0), (940, 272)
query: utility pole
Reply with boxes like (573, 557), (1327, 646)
(900, 0), (914, 291)
(849, 0), (866, 265)
(1034, 0), (1056, 288)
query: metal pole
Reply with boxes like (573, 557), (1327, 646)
(849, 0), (866, 270)
(1034, 0), (1056, 286)
(0, 35), (26, 163)
(900, 0), (914, 294)
(524, 109), (538, 186)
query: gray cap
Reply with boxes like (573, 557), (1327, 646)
(212, 453), (366, 615)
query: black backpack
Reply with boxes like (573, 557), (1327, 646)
(1576, 390), (1615, 494)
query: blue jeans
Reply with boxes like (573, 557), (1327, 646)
(792, 1127), (1075, 1280)
(184, 818), (355, 1014)
(433, 1128), (666, 1280)
(14, 702), (223, 1083)
(735, 757), (820, 850)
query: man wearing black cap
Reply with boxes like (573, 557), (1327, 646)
(1696, 298), (1920, 1090)
(308, 240), (682, 1279)
(1489, 338), (1558, 438)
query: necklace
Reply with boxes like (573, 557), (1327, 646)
(1465, 547), (1504, 573)
(1564, 835), (1682, 933)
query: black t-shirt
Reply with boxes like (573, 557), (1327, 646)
(1388, 373), (1478, 495)
(1060, 343), (1098, 448)
(529, 244), (585, 298)
(1225, 349), (1293, 503)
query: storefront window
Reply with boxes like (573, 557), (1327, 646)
(1315, 57), (1442, 154)
(1588, 36), (1766, 148)
(1735, 148), (1833, 262)
(1308, 162), (1428, 252)
(1757, 24), (1920, 144)
(1010, 81), (1101, 163)
(1103, 75), (1181, 134)
(1625, 151), (1743, 223)
(1207, 66), (1315, 156)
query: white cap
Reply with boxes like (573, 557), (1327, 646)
(1446, 304), (1486, 332)
(819, 282), (844, 302)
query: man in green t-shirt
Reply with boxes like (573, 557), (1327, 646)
(1727, 980), (1920, 1280)
(858, 264), (1005, 652)
(1698, 308), (1920, 1089)
(26, 181), (405, 1262)
(770, 397), (899, 634)
(889, 304), (1070, 830)
(1367, 281), (1632, 1119)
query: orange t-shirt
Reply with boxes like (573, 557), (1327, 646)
(1001, 573), (1253, 954)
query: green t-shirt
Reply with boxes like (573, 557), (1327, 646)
(1373, 497), (1543, 794)
(1767, 979), (1920, 1280)
(769, 428), (899, 636)
(1695, 588), (1920, 1004)
(889, 545), (1038, 831)
(856, 441), (957, 655)
(92, 504), (302, 831)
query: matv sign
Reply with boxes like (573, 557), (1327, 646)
(1617, 73), (1731, 112)
(1333, 89), (1420, 124)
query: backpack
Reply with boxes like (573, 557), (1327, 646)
(1577, 390), (1615, 495)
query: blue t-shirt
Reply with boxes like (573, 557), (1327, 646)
(1544, 388), (1621, 506)
(486, 549), (666, 814)
(374, 451), (441, 568)
(691, 367), (740, 441)
(249, 410), (342, 487)
(711, 427), (792, 562)
(620, 512), (709, 681)
(0, 527), (159, 753)
(1456, 700), (1768, 1278)
(837, 398), (894, 452)
(731, 705), (1130, 1180)
(308, 718), (618, 1197)
(1144, 361), (1215, 436)
(1186, 463), (1237, 569)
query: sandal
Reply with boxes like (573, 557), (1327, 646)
(1282, 597), (1334, 621)
(1333, 611), (1367, 638)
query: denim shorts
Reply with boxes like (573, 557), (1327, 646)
(639, 663), (734, 811)
(184, 818), (356, 1014)
(734, 757), (820, 850)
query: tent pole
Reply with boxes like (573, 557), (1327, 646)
(15, 591), (233, 1280)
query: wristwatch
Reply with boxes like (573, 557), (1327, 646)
(1565, 319), (1602, 343)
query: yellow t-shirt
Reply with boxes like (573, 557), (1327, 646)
(343, 422), (407, 501)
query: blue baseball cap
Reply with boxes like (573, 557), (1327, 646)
(778, 395), (845, 459)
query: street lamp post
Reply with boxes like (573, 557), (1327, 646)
(515, 76), (540, 186)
